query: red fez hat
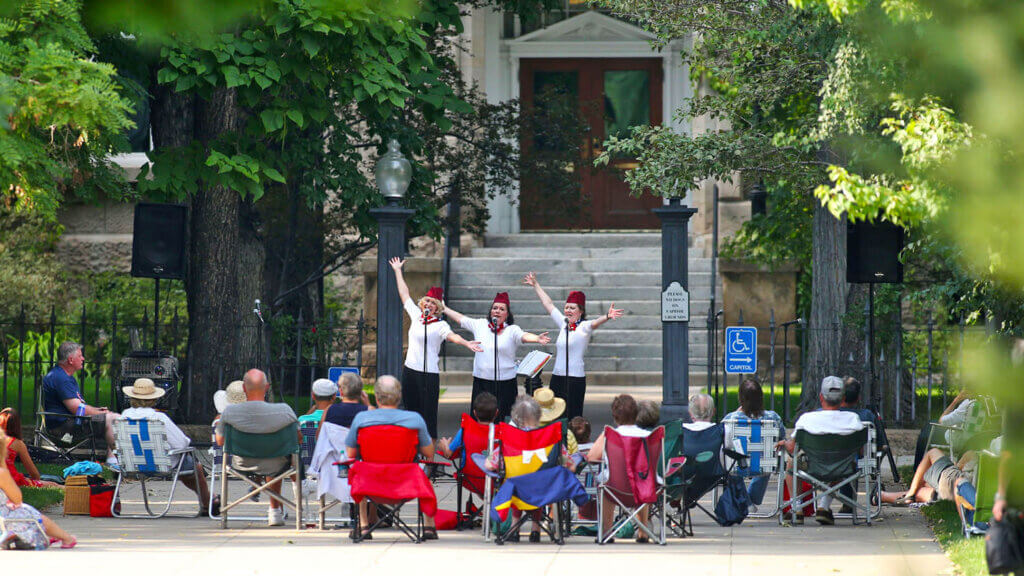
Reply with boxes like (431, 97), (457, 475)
(566, 291), (586, 309)
(492, 292), (511, 308)
(426, 286), (444, 301)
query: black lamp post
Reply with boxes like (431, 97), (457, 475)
(371, 139), (415, 380)
(749, 179), (767, 217)
(654, 197), (698, 423)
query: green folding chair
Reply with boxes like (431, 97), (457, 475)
(961, 449), (1000, 537)
(781, 427), (871, 526)
(220, 422), (302, 530)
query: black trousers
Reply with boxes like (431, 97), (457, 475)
(401, 366), (440, 438)
(549, 375), (587, 420)
(472, 376), (518, 423)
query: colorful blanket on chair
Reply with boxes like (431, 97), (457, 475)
(491, 466), (589, 521)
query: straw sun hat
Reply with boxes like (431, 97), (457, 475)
(533, 387), (566, 424)
(213, 380), (247, 414)
(122, 378), (165, 400)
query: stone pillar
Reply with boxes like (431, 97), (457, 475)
(654, 198), (698, 423)
(370, 202), (415, 380)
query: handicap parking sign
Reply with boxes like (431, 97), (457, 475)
(724, 327), (757, 374)
(327, 366), (361, 396)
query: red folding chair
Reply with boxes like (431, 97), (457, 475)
(447, 413), (498, 529)
(344, 425), (437, 543)
(597, 426), (682, 545)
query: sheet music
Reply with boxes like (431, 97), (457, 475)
(516, 350), (552, 378)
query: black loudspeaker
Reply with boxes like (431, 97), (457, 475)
(847, 220), (904, 283)
(131, 203), (188, 280)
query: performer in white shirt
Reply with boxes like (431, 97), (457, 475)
(444, 291), (551, 421)
(523, 272), (623, 420)
(390, 257), (482, 438)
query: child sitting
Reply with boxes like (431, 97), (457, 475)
(438, 392), (498, 460)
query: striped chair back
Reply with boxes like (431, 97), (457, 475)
(115, 418), (174, 474)
(724, 416), (781, 476)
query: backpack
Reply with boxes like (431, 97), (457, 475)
(714, 475), (752, 526)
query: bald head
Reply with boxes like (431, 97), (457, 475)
(243, 369), (268, 401)
(374, 375), (402, 408)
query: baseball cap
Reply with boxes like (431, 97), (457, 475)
(821, 376), (844, 395)
(311, 378), (338, 397)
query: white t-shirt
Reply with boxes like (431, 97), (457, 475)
(549, 310), (593, 377)
(792, 410), (865, 436)
(403, 298), (453, 374)
(120, 407), (192, 462)
(460, 316), (525, 381)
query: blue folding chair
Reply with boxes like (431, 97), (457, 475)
(724, 416), (782, 518)
(112, 417), (202, 518)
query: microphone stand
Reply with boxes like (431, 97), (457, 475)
(565, 319), (570, 411)
(492, 316), (499, 419)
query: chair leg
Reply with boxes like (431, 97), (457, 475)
(293, 457), (303, 531)
(221, 457), (229, 529)
(111, 471), (126, 518)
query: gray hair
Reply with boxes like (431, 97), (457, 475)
(339, 372), (363, 400)
(129, 397), (159, 409)
(637, 399), (661, 429)
(374, 375), (402, 407)
(688, 393), (715, 423)
(510, 395), (541, 429)
(57, 341), (83, 365)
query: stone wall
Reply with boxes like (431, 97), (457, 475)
(56, 201), (136, 273)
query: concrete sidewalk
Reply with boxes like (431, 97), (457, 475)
(11, 492), (952, 576)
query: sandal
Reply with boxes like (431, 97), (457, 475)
(529, 530), (541, 543)
(892, 493), (913, 507)
(61, 537), (77, 549)
(636, 534), (650, 544)
(422, 527), (438, 540)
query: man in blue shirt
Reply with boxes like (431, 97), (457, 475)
(345, 375), (437, 539)
(41, 341), (120, 466)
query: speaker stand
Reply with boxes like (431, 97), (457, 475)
(153, 277), (160, 352)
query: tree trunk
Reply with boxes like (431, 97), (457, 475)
(801, 200), (848, 415)
(182, 87), (264, 422)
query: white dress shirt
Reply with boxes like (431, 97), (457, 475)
(403, 299), (453, 373)
(549, 310), (593, 377)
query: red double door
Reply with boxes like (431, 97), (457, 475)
(519, 58), (664, 230)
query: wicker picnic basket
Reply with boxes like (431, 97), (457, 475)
(63, 475), (91, 515)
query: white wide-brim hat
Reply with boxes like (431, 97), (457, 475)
(213, 380), (246, 413)
(122, 378), (166, 400)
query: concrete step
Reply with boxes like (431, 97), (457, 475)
(445, 299), (713, 317)
(440, 370), (714, 388)
(445, 285), (717, 301)
(442, 338), (707, 357)
(451, 258), (712, 274)
(445, 313), (706, 332)
(469, 246), (705, 260)
(485, 233), (662, 249)
(438, 356), (680, 372)
(450, 271), (714, 289)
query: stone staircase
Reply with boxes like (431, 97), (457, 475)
(439, 232), (719, 388)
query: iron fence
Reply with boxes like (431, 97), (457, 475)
(0, 306), (374, 424)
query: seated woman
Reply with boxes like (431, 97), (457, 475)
(722, 378), (785, 508)
(636, 400), (660, 431)
(586, 394), (652, 543)
(0, 431), (75, 549)
(120, 378), (215, 515)
(0, 408), (61, 488)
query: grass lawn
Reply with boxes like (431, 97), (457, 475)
(922, 501), (987, 575)
(17, 462), (115, 511)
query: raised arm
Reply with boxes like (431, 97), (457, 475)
(590, 302), (624, 330)
(523, 272), (556, 315)
(447, 332), (483, 353)
(443, 305), (467, 326)
(389, 257), (411, 303)
(521, 331), (551, 345)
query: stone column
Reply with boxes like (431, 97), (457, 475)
(654, 198), (698, 423)
(370, 201), (415, 380)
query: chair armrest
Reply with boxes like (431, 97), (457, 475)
(666, 456), (686, 478)
(723, 447), (748, 466)
(167, 447), (196, 456)
(333, 459), (356, 468)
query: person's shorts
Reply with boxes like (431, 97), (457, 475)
(923, 455), (963, 501)
(230, 455), (291, 477)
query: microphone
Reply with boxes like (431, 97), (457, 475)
(491, 316), (499, 326)
(781, 317), (803, 327)
(254, 299), (264, 324)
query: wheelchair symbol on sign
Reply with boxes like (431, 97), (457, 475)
(729, 331), (751, 354)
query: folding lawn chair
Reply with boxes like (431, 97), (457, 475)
(928, 397), (999, 461)
(780, 426), (871, 526)
(219, 422), (303, 530)
(308, 421), (353, 530)
(0, 507), (48, 549)
(960, 448), (1000, 537)
(668, 422), (746, 536)
(596, 426), (681, 545)
(724, 416), (783, 519)
(112, 417), (203, 518)
(834, 422), (883, 521)
(32, 393), (104, 463)
(482, 421), (588, 545)
(446, 413), (496, 530)
(342, 424), (437, 543)
(205, 421), (260, 521)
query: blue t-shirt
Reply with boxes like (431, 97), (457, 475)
(42, 366), (83, 427)
(325, 402), (368, 428)
(344, 408), (431, 449)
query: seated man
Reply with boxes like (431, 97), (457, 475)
(300, 378), (338, 424)
(120, 378), (214, 514)
(42, 341), (120, 467)
(776, 376), (865, 525)
(215, 369), (298, 527)
(319, 372), (372, 434)
(345, 375), (437, 539)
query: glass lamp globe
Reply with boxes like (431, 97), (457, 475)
(374, 139), (412, 201)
